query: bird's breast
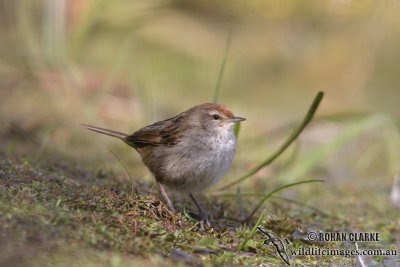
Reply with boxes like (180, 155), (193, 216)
(159, 129), (236, 192)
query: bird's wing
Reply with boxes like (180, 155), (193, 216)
(125, 113), (189, 148)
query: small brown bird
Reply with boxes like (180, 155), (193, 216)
(82, 103), (245, 227)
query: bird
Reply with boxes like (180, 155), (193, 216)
(82, 103), (245, 227)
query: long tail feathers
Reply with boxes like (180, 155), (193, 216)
(81, 124), (128, 140)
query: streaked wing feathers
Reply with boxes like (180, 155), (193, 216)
(125, 114), (188, 148)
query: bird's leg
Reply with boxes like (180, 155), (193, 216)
(189, 193), (211, 229)
(157, 182), (183, 227)
(157, 182), (175, 212)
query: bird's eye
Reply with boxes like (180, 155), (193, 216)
(213, 114), (220, 120)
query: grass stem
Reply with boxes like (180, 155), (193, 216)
(218, 91), (324, 191)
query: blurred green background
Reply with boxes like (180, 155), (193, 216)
(1, 0), (400, 266)
(1, 0), (399, 181)
(0, 0), (400, 236)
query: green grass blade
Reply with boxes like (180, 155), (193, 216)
(276, 114), (389, 183)
(234, 122), (241, 138)
(213, 191), (329, 217)
(212, 30), (232, 103)
(244, 179), (324, 222)
(238, 205), (269, 251)
(183, 207), (197, 222)
(218, 91), (324, 191)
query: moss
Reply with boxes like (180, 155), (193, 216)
(0, 152), (398, 266)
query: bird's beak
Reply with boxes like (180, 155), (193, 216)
(229, 116), (246, 122)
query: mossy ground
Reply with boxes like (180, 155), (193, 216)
(1, 3), (400, 265)
(1, 149), (398, 266)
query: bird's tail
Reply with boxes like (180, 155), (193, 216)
(81, 124), (128, 140)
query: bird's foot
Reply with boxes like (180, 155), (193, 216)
(156, 182), (184, 227)
(199, 210), (211, 231)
